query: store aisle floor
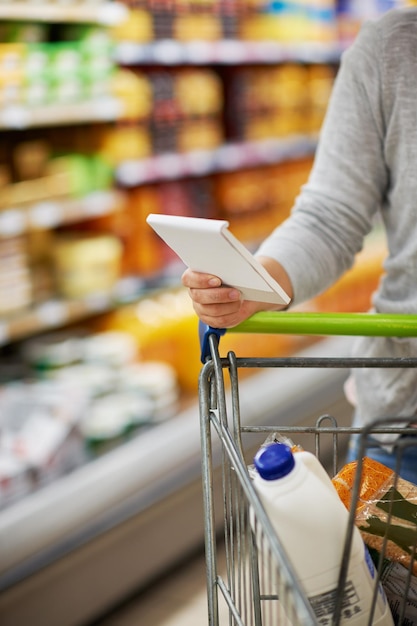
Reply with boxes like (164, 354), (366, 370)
(91, 548), (226, 626)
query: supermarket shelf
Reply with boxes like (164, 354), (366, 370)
(0, 336), (352, 626)
(0, 189), (125, 238)
(116, 135), (318, 187)
(0, 276), (148, 347)
(115, 39), (344, 66)
(0, 97), (125, 130)
(0, 2), (128, 25)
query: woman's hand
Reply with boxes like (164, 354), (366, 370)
(181, 256), (293, 329)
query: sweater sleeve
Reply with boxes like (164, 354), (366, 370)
(256, 21), (388, 306)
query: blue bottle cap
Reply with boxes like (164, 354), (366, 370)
(254, 442), (295, 480)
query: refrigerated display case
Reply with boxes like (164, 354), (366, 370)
(0, 334), (354, 626)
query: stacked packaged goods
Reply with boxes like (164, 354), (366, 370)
(239, 0), (338, 43)
(0, 328), (181, 509)
(224, 63), (336, 142)
(0, 23), (116, 110)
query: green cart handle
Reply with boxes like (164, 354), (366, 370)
(231, 311), (417, 337)
(199, 312), (417, 362)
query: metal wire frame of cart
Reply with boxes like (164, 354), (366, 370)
(198, 312), (417, 626)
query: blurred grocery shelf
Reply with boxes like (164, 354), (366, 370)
(0, 2), (399, 624)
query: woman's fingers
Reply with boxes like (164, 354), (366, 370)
(182, 268), (240, 305)
(181, 268), (263, 328)
(181, 269), (220, 289)
(189, 285), (240, 305)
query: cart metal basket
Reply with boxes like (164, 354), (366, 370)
(198, 312), (417, 626)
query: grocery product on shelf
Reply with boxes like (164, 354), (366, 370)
(80, 389), (155, 455)
(99, 120), (153, 164)
(336, 0), (415, 44)
(82, 329), (138, 367)
(112, 0), (241, 42)
(108, 68), (153, 121)
(0, 236), (32, 316)
(0, 136), (115, 211)
(51, 231), (123, 299)
(22, 330), (85, 373)
(0, 24), (118, 111)
(150, 66), (224, 154)
(111, 2), (154, 43)
(118, 359), (180, 421)
(214, 158), (314, 242)
(224, 62), (336, 142)
(93, 288), (202, 392)
(0, 376), (89, 510)
(240, 0), (338, 43)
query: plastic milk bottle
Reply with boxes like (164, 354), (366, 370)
(252, 443), (394, 625)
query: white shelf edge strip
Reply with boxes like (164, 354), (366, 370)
(0, 2), (128, 24)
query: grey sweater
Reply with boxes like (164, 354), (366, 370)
(256, 8), (417, 427)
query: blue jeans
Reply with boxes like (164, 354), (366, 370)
(346, 432), (417, 485)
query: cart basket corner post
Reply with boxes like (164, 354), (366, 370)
(197, 312), (417, 626)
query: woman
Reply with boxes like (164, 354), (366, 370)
(182, 8), (417, 482)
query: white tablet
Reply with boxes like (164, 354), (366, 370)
(146, 214), (290, 305)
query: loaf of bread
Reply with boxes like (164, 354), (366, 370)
(332, 457), (417, 575)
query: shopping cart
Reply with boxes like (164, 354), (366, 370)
(198, 312), (417, 626)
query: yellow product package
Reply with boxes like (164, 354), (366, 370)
(332, 457), (417, 624)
